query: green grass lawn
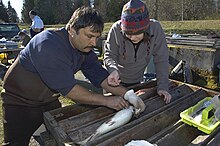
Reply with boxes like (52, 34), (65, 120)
(19, 20), (220, 35)
(104, 20), (220, 34)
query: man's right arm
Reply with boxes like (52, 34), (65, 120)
(66, 84), (128, 111)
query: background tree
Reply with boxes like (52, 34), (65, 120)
(21, 0), (35, 24)
(94, 0), (128, 22)
(6, 1), (18, 23)
(0, 0), (9, 22)
(21, 0), (90, 24)
(144, 0), (220, 21)
(20, 0), (220, 24)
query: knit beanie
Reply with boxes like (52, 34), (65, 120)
(121, 0), (149, 35)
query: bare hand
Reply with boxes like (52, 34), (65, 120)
(107, 70), (121, 86)
(106, 96), (129, 111)
(157, 90), (172, 104)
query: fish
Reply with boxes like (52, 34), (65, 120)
(75, 106), (134, 145)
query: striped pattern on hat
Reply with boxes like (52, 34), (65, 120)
(121, 0), (149, 35)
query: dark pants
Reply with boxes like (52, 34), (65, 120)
(30, 28), (44, 38)
(2, 100), (61, 146)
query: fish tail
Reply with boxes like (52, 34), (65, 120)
(75, 133), (98, 145)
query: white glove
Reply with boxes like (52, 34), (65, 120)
(124, 89), (146, 115)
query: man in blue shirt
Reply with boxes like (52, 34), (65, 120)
(29, 10), (44, 38)
(2, 7), (145, 146)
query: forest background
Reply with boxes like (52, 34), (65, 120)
(1, 0), (220, 25)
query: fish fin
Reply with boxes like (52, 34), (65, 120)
(75, 133), (98, 145)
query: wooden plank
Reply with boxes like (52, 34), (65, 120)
(59, 107), (114, 133)
(42, 80), (220, 146)
(187, 125), (220, 146)
(155, 124), (202, 146)
(166, 36), (220, 48)
(45, 84), (194, 145)
(46, 104), (97, 121)
(40, 131), (58, 146)
(207, 131), (220, 146)
(167, 41), (214, 47)
(43, 112), (71, 146)
(188, 135), (209, 146)
(91, 89), (207, 146)
(166, 36), (216, 42)
(136, 81), (178, 101)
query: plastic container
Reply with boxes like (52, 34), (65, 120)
(180, 97), (220, 134)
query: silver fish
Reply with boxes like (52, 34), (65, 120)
(76, 106), (134, 145)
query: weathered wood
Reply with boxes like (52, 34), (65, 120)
(48, 104), (98, 121)
(200, 125), (220, 146)
(169, 79), (220, 96)
(148, 120), (183, 143)
(42, 80), (220, 146)
(155, 124), (202, 146)
(206, 131), (220, 146)
(188, 135), (209, 146)
(43, 104), (98, 145)
(40, 131), (58, 146)
(137, 81), (178, 101)
(62, 85), (192, 144)
(166, 36), (220, 48)
(89, 89), (207, 146)
(58, 107), (114, 133)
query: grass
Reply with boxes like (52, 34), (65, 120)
(160, 20), (220, 34)
(19, 20), (220, 35)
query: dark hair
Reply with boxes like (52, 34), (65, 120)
(66, 7), (104, 34)
(143, 32), (151, 43)
(29, 10), (37, 16)
(18, 32), (25, 36)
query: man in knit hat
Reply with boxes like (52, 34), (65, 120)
(103, 0), (172, 104)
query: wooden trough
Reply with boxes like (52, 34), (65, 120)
(166, 36), (220, 49)
(43, 80), (220, 146)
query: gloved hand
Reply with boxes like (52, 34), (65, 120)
(124, 89), (146, 115)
